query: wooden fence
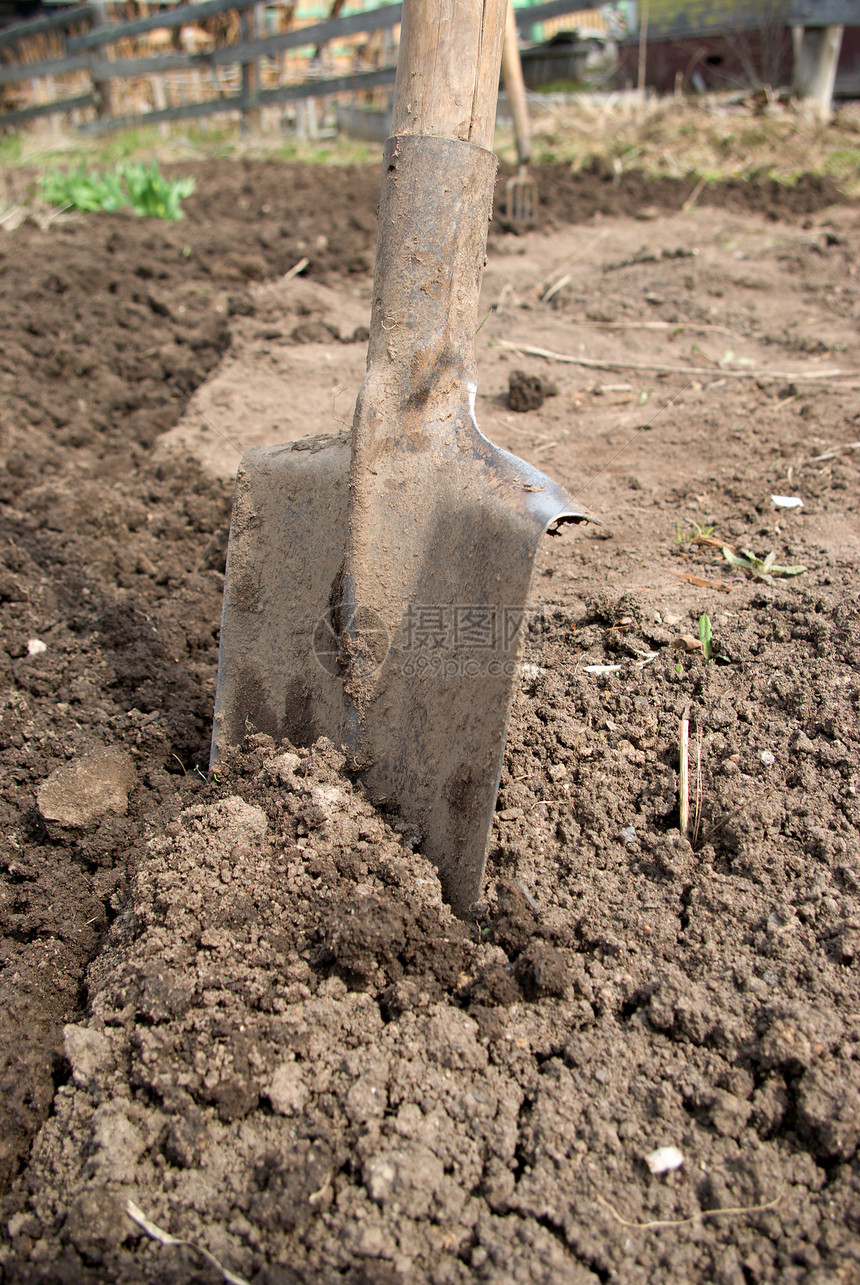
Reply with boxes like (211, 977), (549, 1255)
(0, 0), (605, 135)
(0, 0), (856, 135)
(0, 0), (391, 131)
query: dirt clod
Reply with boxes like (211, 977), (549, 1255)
(507, 369), (554, 412)
(37, 748), (137, 827)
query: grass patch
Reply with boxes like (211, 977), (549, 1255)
(0, 122), (381, 176)
(494, 93), (860, 195)
(42, 159), (194, 219)
(0, 134), (23, 167)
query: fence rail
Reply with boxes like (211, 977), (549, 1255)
(0, 90), (96, 125)
(0, 3), (93, 50)
(65, 0), (258, 52)
(79, 63), (397, 133)
(0, 51), (93, 86)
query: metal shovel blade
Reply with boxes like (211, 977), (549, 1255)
(213, 135), (590, 916)
(213, 419), (587, 916)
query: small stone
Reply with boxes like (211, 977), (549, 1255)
(760, 750), (776, 766)
(673, 634), (704, 654)
(7, 1212), (40, 1240)
(311, 783), (349, 813)
(772, 495), (803, 509)
(88, 1103), (146, 1182)
(270, 751), (301, 782)
(63, 1025), (112, 1087)
(38, 749), (137, 827)
(349, 1222), (397, 1259)
(757, 1003), (843, 1071)
(707, 1089), (752, 1138)
(497, 807), (524, 821)
(27, 639), (47, 656)
(644, 1145), (684, 1175)
(618, 825), (637, 845)
(521, 663), (546, 682)
(267, 1062), (309, 1115)
(365, 1155), (398, 1203)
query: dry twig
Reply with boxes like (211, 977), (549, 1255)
(282, 256), (310, 282)
(573, 319), (738, 338)
(809, 439), (860, 462)
(542, 273), (570, 302)
(682, 174), (708, 214)
(126, 1200), (250, 1285)
(595, 1184), (785, 1231)
(495, 339), (851, 383)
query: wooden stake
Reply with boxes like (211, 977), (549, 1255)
(636, 0), (648, 105)
(794, 24), (844, 121)
(392, 0), (507, 149)
(90, 0), (114, 119)
(679, 705), (690, 838)
(241, 1), (263, 133)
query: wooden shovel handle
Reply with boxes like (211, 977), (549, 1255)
(392, 0), (507, 150)
(501, 0), (531, 166)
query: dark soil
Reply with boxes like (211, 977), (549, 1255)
(0, 154), (858, 1284)
(506, 369), (552, 412)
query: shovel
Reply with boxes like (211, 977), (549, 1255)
(501, 0), (537, 227)
(212, 0), (591, 916)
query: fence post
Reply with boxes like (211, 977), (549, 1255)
(90, 0), (114, 118)
(794, 23), (844, 119)
(241, 2), (263, 131)
(636, 0), (649, 103)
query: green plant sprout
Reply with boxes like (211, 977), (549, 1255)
(41, 165), (128, 214)
(722, 546), (807, 585)
(676, 521), (716, 544)
(121, 162), (194, 221)
(42, 161), (194, 221)
(698, 613), (714, 662)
